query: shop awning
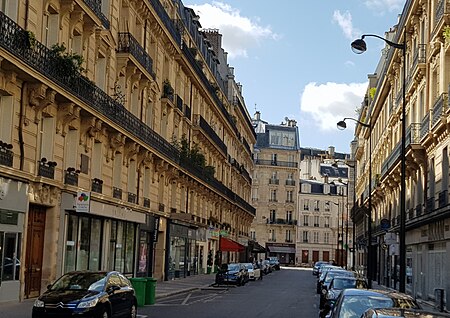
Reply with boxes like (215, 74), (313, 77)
(268, 246), (296, 254)
(220, 236), (245, 252)
(250, 241), (267, 253)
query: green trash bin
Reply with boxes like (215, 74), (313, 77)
(130, 277), (147, 307)
(145, 277), (157, 305)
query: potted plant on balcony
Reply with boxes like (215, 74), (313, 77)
(50, 43), (84, 79)
(162, 79), (174, 98)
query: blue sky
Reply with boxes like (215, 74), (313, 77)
(185, 0), (405, 153)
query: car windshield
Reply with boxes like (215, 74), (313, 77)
(325, 271), (349, 283)
(243, 263), (253, 270)
(228, 264), (240, 271)
(50, 272), (107, 292)
(332, 278), (358, 289)
(340, 294), (419, 317)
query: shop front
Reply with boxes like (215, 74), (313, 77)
(136, 214), (159, 277)
(267, 243), (295, 265)
(0, 178), (28, 302)
(165, 221), (199, 280)
(60, 192), (146, 276)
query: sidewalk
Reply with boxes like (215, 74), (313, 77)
(0, 273), (216, 318)
(372, 281), (447, 314)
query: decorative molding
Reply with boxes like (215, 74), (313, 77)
(56, 103), (80, 136)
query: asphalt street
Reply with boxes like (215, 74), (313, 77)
(140, 267), (319, 318)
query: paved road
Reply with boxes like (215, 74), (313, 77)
(140, 267), (319, 318)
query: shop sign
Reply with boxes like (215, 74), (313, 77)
(75, 191), (91, 213)
(153, 216), (160, 242)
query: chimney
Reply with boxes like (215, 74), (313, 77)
(328, 146), (335, 158)
(255, 111), (261, 120)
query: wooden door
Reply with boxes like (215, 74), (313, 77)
(24, 205), (46, 298)
(312, 250), (319, 263)
(301, 250), (309, 263)
(323, 251), (330, 262)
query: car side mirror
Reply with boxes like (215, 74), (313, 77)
(107, 285), (120, 294)
(47, 284), (52, 290)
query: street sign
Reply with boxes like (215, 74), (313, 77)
(385, 232), (397, 245)
(75, 191), (90, 213)
(380, 218), (390, 230)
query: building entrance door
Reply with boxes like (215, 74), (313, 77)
(24, 205), (46, 298)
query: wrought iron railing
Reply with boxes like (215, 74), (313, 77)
(175, 94), (183, 112)
(269, 178), (279, 185)
(38, 162), (55, 179)
(128, 192), (137, 204)
(438, 190), (448, 208)
(91, 179), (103, 193)
(83, 0), (110, 29)
(420, 112), (430, 140)
(195, 115), (227, 154)
(436, 0), (445, 26)
(432, 93), (447, 127)
(113, 187), (122, 200)
(143, 198), (150, 208)
(184, 104), (191, 120)
(425, 197), (435, 213)
(64, 171), (79, 186)
(380, 142), (401, 177)
(415, 204), (423, 217)
(406, 123), (421, 146)
(286, 179), (296, 186)
(0, 149), (13, 167)
(158, 203), (165, 212)
(117, 32), (155, 79)
(147, 0), (182, 45)
(254, 159), (298, 168)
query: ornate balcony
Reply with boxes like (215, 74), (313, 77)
(193, 115), (227, 154)
(64, 169), (79, 186)
(143, 198), (150, 208)
(438, 190), (448, 208)
(425, 197), (435, 214)
(269, 178), (279, 185)
(431, 93), (447, 128)
(128, 192), (137, 204)
(113, 187), (122, 200)
(0, 142), (13, 167)
(91, 178), (103, 193)
(286, 179), (296, 186)
(117, 32), (155, 79)
(83, 0), (110, 29)
(420, 112), (430, 140)
(37, 159), (56, 179)
(254, 159), (298, 168)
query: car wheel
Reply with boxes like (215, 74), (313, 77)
(129, 303), (137, 318)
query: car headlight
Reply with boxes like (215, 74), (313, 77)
(34, 299), (45, 308)
(77, 297), (98, 308)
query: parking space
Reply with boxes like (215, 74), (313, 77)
(154, 288), (229, 306)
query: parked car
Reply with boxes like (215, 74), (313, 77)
(262, 260), (272, 274)
(317, 269), (350, 294)
(32, 270), (137, 318)
(313, 261), (328, 276)
(361, 308), (450, 318)
(242, 263), (261, 281)
(320, 270), (356, 295)
(320, 276), (368, 309)
(268, 257), (280, 270)
(215, 263), (248, 286)
(322, 288), (420, 318)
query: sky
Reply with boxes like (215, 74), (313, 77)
(184, 0), (405, 154)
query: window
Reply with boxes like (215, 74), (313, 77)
(109, 220), (136, 274)
(269, 210), (276, 223)
(314, 200), (320, 211)
(269, 130), (295, 147)
(43, 9), (59, 47)
(303, 199), (309, 210)
(0, 96), (13, 143)
(314, 216), (319, 227)
(325, 201), (330, 212)
(286, 190), (293, 202)
(313, 232), (319, 243)
(286, 211), (292, 223)
(269, 229), (275, 242)
(0, 232), (21, 281)
(287, 172), (293, 180)
(250, 230), (256, 240)
(0, 0), (18, 21)
(270, 190), (277, 202)
(96, 55), (107, 91)
(285, 230), (292, 242)
(271, 153), (277, 164)
(302, 231), (308, 243)
(324, 232), (330, 243)
(303, 215), (309, 226)
(324, 216), (330, 228)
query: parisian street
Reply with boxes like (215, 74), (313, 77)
(140, 267), (318, 318)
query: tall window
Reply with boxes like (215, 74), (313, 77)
(314, 200), (320, 211)
(302, 231), (308, 243)
(303, 199), (309, 210)
(269, 229), (275, 242)
(285, 230), (292, 242)
(96, 55), (107, 91)
(324, 216), (330, 228)
(0, 96), (13, 143)
(303, 215), (309, 226)
(113, 153), (123, 189)
(286, 190), (293, 202)
(91, 142), (103, 179)
(271, 153), (277, 164)
(269, 210), (276, 223)
(313, 232), (319, 243)
(43, 9), (59, 47)
(0, 0), (19, 21)
(314, 216), (320, 227)
(324, 232), (330, 243)
(325, 201), (330, 212)
(270, 189), (277, 202)
(40, 117), (56, 160)
(0, 232), (21, 281)
(286, 211), (292, 223)
(250, 230), (256, 240)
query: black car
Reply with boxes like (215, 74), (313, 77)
(319, 276), (367, 309)
(215, 263), (248, 286)
(313, 261), (328, 276)
(323, 288), (420, 318)
(361, 308), (450, 317)
(32, 271), (137, 318)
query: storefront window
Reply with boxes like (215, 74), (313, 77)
(110, 220), (136, 274)
(77, 216), (90, 269)
(64, 215), (78, 273)
(89, 219), (102, 270)
(0, 232), (21, 281)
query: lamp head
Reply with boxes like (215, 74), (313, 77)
(337, 120), (347, 130)
(351, 38), (367, 54)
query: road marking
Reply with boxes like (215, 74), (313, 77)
(137, 315), (147, 318)
(181, 292), (192, 305)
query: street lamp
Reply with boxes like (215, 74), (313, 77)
(351, 33), (407, 293)
(337, 117), (372, 288)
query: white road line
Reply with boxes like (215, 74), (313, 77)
(181, 292), (192, 305)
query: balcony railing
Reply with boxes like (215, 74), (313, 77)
(175, 94), (183, 112)
(415, 204), (423, 217)
(254, 159), (298, 168)
(406, 123), (421, 146)
(64, 170), (79, 186)
(0, 148), (13, 167)
(420, 112), (430, 139)
(143, 197), (150, 208)
(432, 93), (447, 128)
(113, 187), (122, 200)
(147, 0), (181, 45)
(285, 179), (296, 186)
(83, 0), (110, 29)
(37, 161), (56, 179)
(158, 203), (165, 212)
(269, 178), (279, 185)
(184, 104), (191, 120)
(91, 178), (103, 193)
(0, 11), (256, 216)
(195, 115), (227, 154)
(380, 141), (401, 177)
(242, 138), (251, 156)
(117, 32), (155, 79)
(425, 197), (435, 213)
(128, 192), (137, 204)
(435, 0), (446, 26)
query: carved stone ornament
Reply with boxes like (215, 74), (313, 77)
(80, 117), (104, 153)
(29, 182), (60, 206)
(56, 103), (81, 136)
(28, 84), (57, 123)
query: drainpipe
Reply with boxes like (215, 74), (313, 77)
(19, 82), (27, 170)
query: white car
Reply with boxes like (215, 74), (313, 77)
(242, 263), (261, 280)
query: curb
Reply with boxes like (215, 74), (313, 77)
(155, 284), (213, 300)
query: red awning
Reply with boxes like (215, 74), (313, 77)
(220, 236), (245, 252)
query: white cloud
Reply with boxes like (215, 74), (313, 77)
(187, 2), (277, 59)
(332, 10), (360, 40)
(364, 0), (404, 13)
(300, 82), (368, 131)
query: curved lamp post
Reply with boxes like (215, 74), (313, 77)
(351, 33), (406, 293)
(337, 117), (372, 288)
